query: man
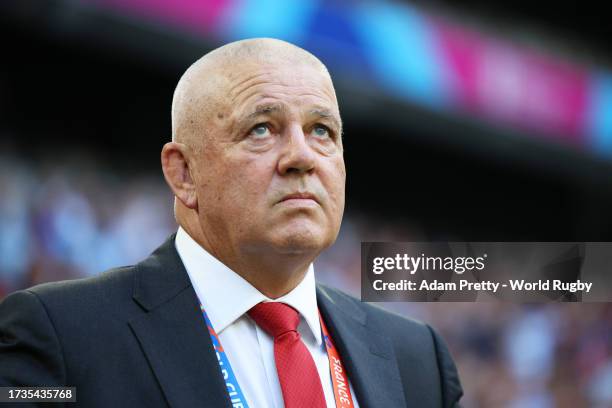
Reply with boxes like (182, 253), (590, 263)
(0, 39), (462, 407)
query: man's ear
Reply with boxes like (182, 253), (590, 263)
(161, 142), (198, 209)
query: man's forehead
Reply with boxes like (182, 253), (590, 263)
(211, 62), (339, 115)
(172, 39), (339, 140)
(189, 61), (335, 104)
(223, 61), (335, 93)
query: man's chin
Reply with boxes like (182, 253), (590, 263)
(269, 227), (331, 256)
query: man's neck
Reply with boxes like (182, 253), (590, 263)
(231, 254), (313, 299)
(179, 223), (315, 299)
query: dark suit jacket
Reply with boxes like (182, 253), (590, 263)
(0, 235), (462, 407)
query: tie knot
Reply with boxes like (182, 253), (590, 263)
(248, 302), (300, 338)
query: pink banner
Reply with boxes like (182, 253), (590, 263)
(88, 0), (231, 35)
(435, 21), (590, 144)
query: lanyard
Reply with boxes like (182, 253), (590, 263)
(199, 304), (356, 408)
(200, 304), (250, 408)
(319, 312), (355, 407)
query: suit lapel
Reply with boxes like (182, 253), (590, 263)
(317, 286), (407, 408)
(128, 236), (231, 408)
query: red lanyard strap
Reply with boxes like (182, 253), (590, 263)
(319, 313), (355, 407)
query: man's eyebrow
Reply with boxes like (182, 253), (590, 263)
(310, 108), (342, 130)
(242, 105), (342, 131)
(246, 104), (286, 119)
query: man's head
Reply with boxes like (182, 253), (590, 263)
(162, 38), (345, 286)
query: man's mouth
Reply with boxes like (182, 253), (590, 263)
(279, 192), (319, 205)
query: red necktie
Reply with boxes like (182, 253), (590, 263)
(248, 302), (327, 408)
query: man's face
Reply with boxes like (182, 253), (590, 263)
(192, 62), (345, 258)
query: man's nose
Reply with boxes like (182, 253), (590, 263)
(277, 124), (316, 175)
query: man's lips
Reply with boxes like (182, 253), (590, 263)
(279, 192), (319, 205)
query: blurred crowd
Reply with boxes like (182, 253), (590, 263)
(1, 152), (611, 407)
(0, 151), (175, 293)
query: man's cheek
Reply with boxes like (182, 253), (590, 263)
(225, 176), (263, 206)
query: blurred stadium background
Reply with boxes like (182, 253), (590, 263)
(1, 0), (612, 406)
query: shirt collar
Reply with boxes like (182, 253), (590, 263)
(174, 227), (322, 345)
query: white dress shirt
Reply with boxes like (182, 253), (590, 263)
(175, 227), (360, 408)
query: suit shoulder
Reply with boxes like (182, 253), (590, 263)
(25, 265), (138, 313)
(28, 265), (135, 296)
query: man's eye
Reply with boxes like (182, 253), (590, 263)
(312, 125), (331, 139)
(249, 124), (271, 138)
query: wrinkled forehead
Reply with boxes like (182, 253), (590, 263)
(222, 63), (339, 112)
(172, 50), (340, 142)
(210, 59), (336, 99)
